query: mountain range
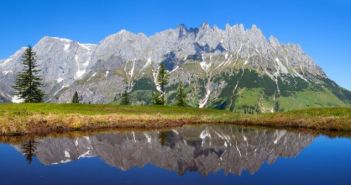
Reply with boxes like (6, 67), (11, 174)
(1, 23), (350, 112)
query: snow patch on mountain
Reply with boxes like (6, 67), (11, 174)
(51, 37), (72, 43)
(170, 66), (179, 73)
(153, 66), (162, 92)
(199, 87), (211, 108)
(275, 58), (288, 74)
(87, 72), (97, 82)
(105, 71), (109, 77)
(74, 55), (86, 79)
(2, 70), (12, 75)
(11, 95), (24, 103)
(64, 43), (70, 51)
(292, 69), (309, 82)
(54, 84), (69, 96)
(79, 43), (95, 51)
(0, 59), (12, 67)
(56, 77), (64, 83)
(200, 62), (211, 72)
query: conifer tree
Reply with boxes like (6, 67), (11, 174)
(120, 90), (130, 105)
(153, 91), (164, 105)
(274, 101), (280, 112)
(13, 46), (44, 103)
(154, 63), (168, 105)
(20, 139), (37, 164)
(157, 63), (168, 93)
(274, 91), (281, 112)
(176, 82), (186, 106)
(72, 91), (80, 103)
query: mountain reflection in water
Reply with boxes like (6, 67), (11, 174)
(15, 125), (313, 176)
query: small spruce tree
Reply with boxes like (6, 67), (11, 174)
(153, 91), (164, 105)
(120, 90), (130, 105)
(176, 82), (186, 106)
(72, 91), (80, 103)
(274, 101), (280, 112)
(274, 91), (281, 112)
(13, 46), (44, 103)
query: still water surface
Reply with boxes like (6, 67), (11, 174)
(0, 124), (350, 185)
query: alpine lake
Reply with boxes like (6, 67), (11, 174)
(0, 124), (350, 185)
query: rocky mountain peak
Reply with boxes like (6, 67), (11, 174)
(269, 36), (280, 48)
(200, 22), (210, 30)
(176, 24), (189, 39)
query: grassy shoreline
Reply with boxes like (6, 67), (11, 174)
(0, 103), (350, 136)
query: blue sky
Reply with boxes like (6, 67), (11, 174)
(0, 0), (350, 90)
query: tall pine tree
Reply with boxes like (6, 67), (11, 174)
(13, 46), (44, 103)
(176, 82), (186, 106)
(154, 63), (168, 105)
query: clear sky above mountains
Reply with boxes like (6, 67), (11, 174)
(0, 0), (350, 90)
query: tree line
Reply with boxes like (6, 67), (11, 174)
(13, 46), (187, 106)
